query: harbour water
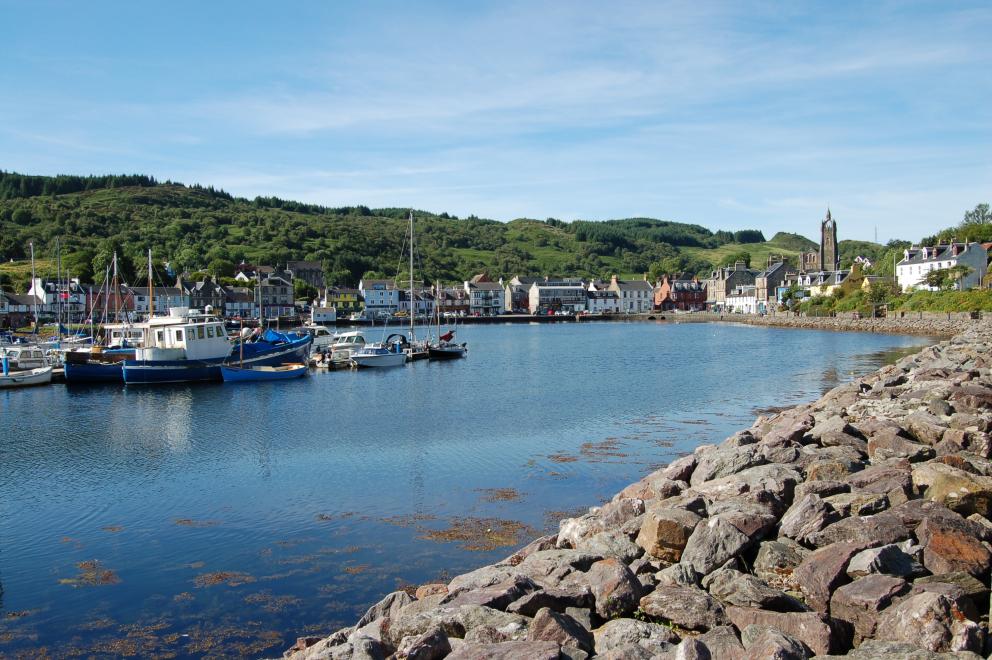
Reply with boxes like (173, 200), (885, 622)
(0, 321), (929, 657)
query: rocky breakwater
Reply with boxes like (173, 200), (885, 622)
(286, 324), (992, 659)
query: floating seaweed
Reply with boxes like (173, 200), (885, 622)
(547, 453), (578, 463)
(342, 563), (371, 575)
(173, 518), (220, 528)
(101, 525), (124, 533)
(417, 517), (538, 552)
(474, 487), (523, 503)
(193, 571), (256, 588)
(59, 560), (121, 587)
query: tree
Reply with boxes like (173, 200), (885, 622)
(963, 203), (991, 225)
(207, 258), (235, 278)
(294, 278), (317, 301)
(922, 264), (973, 291)
(719, 251), (751, 268)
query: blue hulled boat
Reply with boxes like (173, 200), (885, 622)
(229, 329), (312, 367)
(63, 347), (136, 384)
(221, 362), (308, 382)
(123, 309), (233, 384)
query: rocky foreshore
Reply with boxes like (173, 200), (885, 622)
(286, 322), (992, 660)
(679, 312), (983, 338)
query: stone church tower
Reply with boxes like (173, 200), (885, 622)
(819, 209), (839, 272)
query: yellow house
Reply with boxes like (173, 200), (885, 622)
(324, 286), (362, 313)
(862, 276), (895, 292)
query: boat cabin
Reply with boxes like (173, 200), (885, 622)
(133, 308), (231, 362)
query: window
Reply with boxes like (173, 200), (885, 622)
(175, 329), (184, 341)
(157, 330), (164, 343)
(207, 326), (215, 338)
(198, 326), (205, 340)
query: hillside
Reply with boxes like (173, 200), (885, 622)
(0, 171), (778, 290)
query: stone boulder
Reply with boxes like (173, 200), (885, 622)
(846, 543), (924, 579)
(592, 618), (680, 655)
(680, 515), (753, 576)
(703, 567), (804, 612)
(446, 640), (561, 660)
(725, 607), (840, 656)
(639, 585), (729, 632)
(562, 557), (641, 620)
(874, 592), (984, 654)
(778, 494), (840, 544)
(792, 540), (873, 614)
(829, 574), (907, 646)
(526, 607), (594, 653)
(806, 512), (908, 548)
(690, 446), (767, 487)
(506, 585), (593, 617)
(911, 461), (992, 517)
(634, 506), (701, 562)
(740, 625), (811, 659)
(915, 515), (992, 579)
(753, 539), (810, 592)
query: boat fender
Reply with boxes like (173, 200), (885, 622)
(1, 354), (8, 376)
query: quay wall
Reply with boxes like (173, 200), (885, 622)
(287, 320), (992, 659)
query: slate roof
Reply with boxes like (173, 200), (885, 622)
(899, 243), (981, 265)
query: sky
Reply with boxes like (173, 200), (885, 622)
(1, 1), (989, 243)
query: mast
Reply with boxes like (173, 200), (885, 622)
(56, 237), (62, 342)
(409, 210), (415, 341)
(112, 251), (120, 323)
(148, 248), (154, 319)
(30, 241), (38, 334)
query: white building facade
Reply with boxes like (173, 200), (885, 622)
(896, 242), (987, 292)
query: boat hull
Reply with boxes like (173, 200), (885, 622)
(221, 364), (308, 382)
(428, 346), (467, 360)
(64, 360), (124, 383)
(230, 334), (312, 367)
(122, 359), (224, 384)
(0, 366), (53, 388)
(351, 352), (407, 368)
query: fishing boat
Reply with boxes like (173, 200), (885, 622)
(122, 308), (232, 384)
(350, 341), (407, 368)
(329, 330), (366, 358)
(2, 345), (49, 370)
(221, 362), (308, 382)
(63, 345), (135, 383)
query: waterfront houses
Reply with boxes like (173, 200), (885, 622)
(528, 277), (587, 314)
(607, 275), (654, 313)
(654, 274), (706, 311)
(130, 286), (189, 317)
(286, 260), (324, 288)
(503, 276), (541, 313)
(896, 241), (987, 292)
(186, 277), (226, 312)
(704, 261), (758, 311)
(586, 288), (621, 314)
(224, 287), (255, 319)
(322, 287), (362, 315)
(465, 276), (504, 316)
(258, 274), (295, 318)
(358, 279), (400, 319)
(754, 261), (790, 313)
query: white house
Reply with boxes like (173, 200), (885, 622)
(359, 279), (400, 318)
(724, 285), (757, 314)
(465, 280), (505, 316)
(896, 242), (987, 292)
(607, 276), (654, 313)
(398, 289), (435, 318)
(528, 278), (587, 314)
(128, 286), (190, 317)
(586, 289), (620, 313)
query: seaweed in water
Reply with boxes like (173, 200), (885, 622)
(193, 571), (256, 588)
(417, 517), (538, 552)
(59, 560), (121, 587)
(474, 487), (523, 503)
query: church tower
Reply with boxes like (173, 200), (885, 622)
(819, 208), (839, 272)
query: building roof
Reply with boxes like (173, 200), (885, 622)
(898, 242), (984, 266)
(360, 279), (397, 290)
(468, 281), (504, 291)
(612, 279), (654, 292)
(588, 290), (619, 299)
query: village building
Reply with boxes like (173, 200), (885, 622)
(322, 286), (363, 315)
(185, 277), (226, 313)
(223, 287), (255, 319)
(257, 274), (295, 318)
(754, 261), (791, 313)
(286, 260), (324, 288)
(896, 242), (987, 292)
(358, 279), (400, 319)
(586, 289), (621, 314)
(435, 286), (470, 317)
(704, 261), (758, 311)
(503, 276), (541, 313)
(128, 286), (189, 317)
(607, 275), (654, 313)
(654, 274), (706, 311)
(724, 284), (758, 314)
(528, 277), (587, 314)
(465, 278), (505, 316)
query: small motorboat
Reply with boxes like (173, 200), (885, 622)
(221, 362), (308, 382)
(0, 366), (54, 388)
(350, 342), (407, 368)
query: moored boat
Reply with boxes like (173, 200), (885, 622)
(350, 342), (407, 368)
(221, 362), (308, 382)
(228, 328), (312, 367)
(122, 308), (232, 384)
(0, 365), (53, 388)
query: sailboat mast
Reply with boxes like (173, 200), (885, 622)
(56, 237), (62, 341)
(409, 210), (415, 340)
(112, 252), (119, 323)
(30, 241), (38, 334)
(148, 248), (154, 319)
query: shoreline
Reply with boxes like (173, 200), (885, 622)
(286, 317), (992, 659)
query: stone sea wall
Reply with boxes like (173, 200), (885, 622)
(286, 321), (992, 659)
(667, 312), (983, 338)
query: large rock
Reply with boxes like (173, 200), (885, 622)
(874, 591), (984, 654)
(822, 491), (889, 517)
(592, 618), (680, 655)
(446, 640), (561, 660)
(806, 512), (908, 548)
(753, 539), (810, 591)
(868, 430), (936, 462)
(562, 557), (641, 620)
(680, 515), (753, 576)
(506, 585), (593, 617)
(635, 506), (701, 562)
(778, 494), (840, 544)
(904, 411), (948, 446)
(792, 540), (873, 613)
(356, 591), (414, 628)
(829, 574), (908, 646)
(691, 446), (767, 486)
(526, 607), (594, 653)
(697, 625), (746, 659)
(692, 464), (801, 512)
(827, 640), (984, 659)
(846, 544), (924, 578)
(703, 567), (803, 611)
(396, 625), (451, 660)
(654, 562), (700, 588)
(575, 530), (642, 564)
(639, 585), (729, 632)
(725, 607), (840, 655)
(912, 461), (992, 517)
(443, 576), (540, 610)
(515, 550), (602, 584)
(845, 462), (912, 501)
(916, 516), (992, 579)
(740, 625), (811, 659)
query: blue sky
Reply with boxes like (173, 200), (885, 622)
(1, 1), (989, 243)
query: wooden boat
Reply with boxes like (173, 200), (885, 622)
(221, 362), (308, 382)
(0, 366), (53, 388)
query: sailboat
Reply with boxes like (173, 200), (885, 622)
(403, 210), (429, 360)
(428, 279), (467, 360)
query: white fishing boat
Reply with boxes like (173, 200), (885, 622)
(2, 345), (48, 370)
(350, 342), (407, 368)
(330, 330), (366, 358)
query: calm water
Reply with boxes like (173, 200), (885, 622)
(0, 321), (928, 657)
